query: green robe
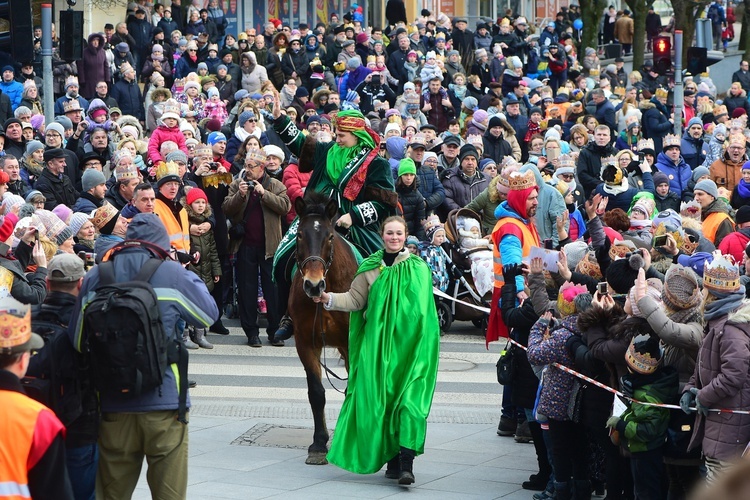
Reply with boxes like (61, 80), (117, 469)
(272, 116), (396, 274)
(326, 250), (441, 474)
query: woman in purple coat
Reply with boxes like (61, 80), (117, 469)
(78, 33), (110, 100)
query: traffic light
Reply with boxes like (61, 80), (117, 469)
(0, 0), (34, 63)
(654, 36), (672, 75)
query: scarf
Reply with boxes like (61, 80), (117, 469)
(525, 121), (541, 143)
(449, 83), (466, 100)
(602, 177), (629, 196)
(76, 238), (95, 250)
(24, 158), (44, 178)
(629, 218), (651, 230)
(704, 289), (745, 321)
(738, 179), (750, 199)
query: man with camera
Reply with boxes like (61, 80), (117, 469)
(355, 71), (396, 115)
(222, 148), (290, 347)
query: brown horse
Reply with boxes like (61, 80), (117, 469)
(289, 191), (358, 465)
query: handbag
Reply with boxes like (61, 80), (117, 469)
(496, 340), (516, 386)
(567, 378), (585, 423)
(663, 410), (701, 460)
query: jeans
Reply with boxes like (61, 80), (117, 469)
(66, 443), (98, 500)
(236, 245), (280, 337)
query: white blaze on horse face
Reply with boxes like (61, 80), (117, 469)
(313, 220), (320, 232)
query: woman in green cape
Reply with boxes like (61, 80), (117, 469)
(312, 216), (441, 485)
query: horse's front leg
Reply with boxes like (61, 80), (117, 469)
(300, 347), (329, 465)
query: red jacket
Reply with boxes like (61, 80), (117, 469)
(282, 162), (312, 224)
(717, 230), (750, 263)
(147, 124), (188, 163)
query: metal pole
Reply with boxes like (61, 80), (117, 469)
(673, 30), (683, 136)
(41, 4), (54, 125)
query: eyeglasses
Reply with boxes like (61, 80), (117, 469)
(187, 49), (197, 52)
(247, 119), (257, 122)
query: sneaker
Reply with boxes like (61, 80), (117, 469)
(514, 420), (533, 443)
(274, 315), (294, 341)
(268, 334), (285, 347)
(497, 416), (517, 437)
(248, 335), (262, 347)
(258, 299), (267, 314)
(532, 489), (555, 500)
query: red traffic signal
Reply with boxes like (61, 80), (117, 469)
(654, 36), (672, 75)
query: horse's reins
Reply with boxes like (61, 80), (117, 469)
(296, 232), (349, 393)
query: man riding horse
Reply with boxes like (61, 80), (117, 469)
(270, 94), (398, 341)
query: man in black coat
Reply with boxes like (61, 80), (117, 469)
(451, 18), (475, 70)
(35, 148), (78, 210)
(126, 8), (152, 76)
(577, 125), (616, 198)
(109, 63), (144, 121)
(732, 60), (750, 93)
(157, 8), (179, 39)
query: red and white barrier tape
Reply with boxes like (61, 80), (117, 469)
(433, 287), (750, 415)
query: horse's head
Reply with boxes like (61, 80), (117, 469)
(295, 192), (339, 298)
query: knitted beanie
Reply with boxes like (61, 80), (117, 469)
(662, 264), (702, 311)
(628, 277), (663, 318)
(694, 179), (718, 199)
(81, 169), (107, 193)
(606, 252), (645, 295)
(186, 187), (207, 206)
(68, 212), (91, 237)
(563, 241), (589, 271)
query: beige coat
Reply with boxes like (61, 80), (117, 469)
(614, 16), (634, 45)
(222, 173), (290, 258)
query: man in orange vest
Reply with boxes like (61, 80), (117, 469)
(694, 178), (735, 246)
(0, 296), (74, 499)
(487, 169), (540, 346)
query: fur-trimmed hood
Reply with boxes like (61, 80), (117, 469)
(638, 100), (656, 111)
(116, 115), (144, 139)
(150, 87), (172, 102)
(86, 98), (109, 119)
(577, 303), (627, 335)
(727, 300), (750, 324)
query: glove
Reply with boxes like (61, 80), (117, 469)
(502, 264), (524, 282)
(680, 389), (696, 414)
(606, 416), (621, 429)
(692, 387), (710, 417)
(621, 377), (635, 399)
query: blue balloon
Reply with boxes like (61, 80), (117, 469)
(573, 18), (583, 30)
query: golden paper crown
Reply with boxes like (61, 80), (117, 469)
(663, 134), (681, 149)
(0, 298), (32, 354)
(729, 133), (746, 148)
(245, 148), (267, 164)
(614, 86), (627, 97)
(714, 105), (727, 117)
(508, 170), (536, 191)
(194, 144), (213, 158)
(63, 99), (82, 112)
(410, 133), (427, 148)
(704, 252), (741, 293)
(625, 334), (662, 375)
(655, 88), (668, 99)
(589, 68), (600, 76)
(311, 57), (323, 67)
(333, 61), (346, 72)
(366, 55), (376, 64)
(91, 202), (119, 230)
(679, 232), (699, 256)
(155, 160), (180, 182)
(114, 160), (139, 182)
(608, 239), (636, 260)
(680, 200), (702, 221)
(637, 138), (654, 152)
(558, 154), (575, 169)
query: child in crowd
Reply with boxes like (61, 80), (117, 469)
(420, 51), (443, 82)
(204, 87), (229, 125)
(147, 99), (188, 164)
(653, 171), (681, 212)
(457, 216), (493, 296)
(406, 235), (420, 255)
(395, 159), (426, 241)
(404, 50), (421, 82)
(419, 215), (450, 293)
(184, 187), (220, 349)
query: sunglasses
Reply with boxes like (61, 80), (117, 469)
(247, 118), (257, 123)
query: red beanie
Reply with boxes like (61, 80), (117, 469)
(186, 188), (207, 206)
(0, 170), (9, 184)
(732, 108), (747, 118)
(0, 212), (18, 242)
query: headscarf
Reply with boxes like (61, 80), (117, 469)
(326, 110), (376, 182)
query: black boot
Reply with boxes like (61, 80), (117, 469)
(523, 420), (551, 490)
(398, 447), (415, 485)
(209, 320), (230, 335)
(385, 454), (400, 479)
(274, 315), (294, 341)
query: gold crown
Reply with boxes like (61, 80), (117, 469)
(155, 160), (180, 182)
(245, 148), (267, 164)
(614, 86), (627, 97)
(63, 99), (81, 112)
(91, 202), (119, 230)
(114, 159), (139, 182)
(655, 88), (668, 99)
(703, 252), (741, 293)
(0, 298), (32, 354)
(637, 138), (654, 152)
(625, 334), (661, 375)
(609, 239), (636, 260)
(194, 144), (213, 158)
(311, 57), (323, 67)
(508, 170), (536, 191)
(663, 134), (681, 149)
(680, 200), (702, 221)
(558, 154), (575, 169)
(679, 233), (699, 256)
(589, 68), (600, 76)
(729, 133), (746, 148)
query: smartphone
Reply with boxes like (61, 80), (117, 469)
(543, 238), (553, 250)
(597, 282), (609, 295)
(34, 229), (39, 244)
(653, 234), (668, 247)
(638, 152), (645, 162)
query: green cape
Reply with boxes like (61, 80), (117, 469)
(326, 250), (441, 474)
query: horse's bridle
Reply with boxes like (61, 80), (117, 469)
(296, 234), (335, 277)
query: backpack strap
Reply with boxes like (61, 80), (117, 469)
(133, 258), (163, 283)
(176, 340), (189, 424)
(98, 261), (116, 287)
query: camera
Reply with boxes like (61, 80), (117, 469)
(652, 234), (668, 247)
(372, 74), (381, 85)
(245, 180), (256, 189)
(209, 162), (220, 170)
(597, 282), (609, 296)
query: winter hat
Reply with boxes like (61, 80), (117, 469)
(736, 205), (750, 225)
(652, 171), (669, 187)
(691, 166), (710, 183)
(463, 96), (478, 111)
(397, 158), (417, 177)
(120, 125), (140, 140)
(423, 151), (438, 164)
(68, 212), (91, 237)
(628, 277), (663, 317)
(263, 145), (285, 162)
(557, 281), (589, 317)
(423, 215), (445, 244)
(238, 110), (255, 128)
(459, 144), (479, 163)
(625, 333), (663, 375)
(384, 122), (401, 136)
(44, 122), (65, 139)
(631, 197), (655, 219)
(687, 117), (703, 130)
(563, 241), (589, 271)
(51, 205), (73, 224)
(694, 179), (718, 199)
(207, 87), (220, 99)
(652, 209), (682, 231)
(207, 132), (227, 145)
(0, 213), (18, 242)
(81, 169), (106, 193)
(25, 140), (45, 156)
(186, 187), (208, 206)
(703, 252), (741, 295)
(662, 264), (702, 311)
(406, 235), (419, 247)
(35, 209), (72, 246)
(471, 109), (489, 130)
(165, 150), (188, 164)
(479, 158), (496, 172)
(116, 42), (130, 53)
(295, 87), (310, 98)
(183, 81), (200, 92)
(488, 116), (504, 130)
(2, 194), (24, 215)
(606, 252), (645, 294)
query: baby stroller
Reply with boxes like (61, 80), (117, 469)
(438, 208), (492, 333)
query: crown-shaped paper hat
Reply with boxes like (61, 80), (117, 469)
(728, 133), (746, 148)
(680, 200), (702, 221)
(601, 155), (617, 167)
(155, 161), (180, 182)
(63, 99), (82, 113)
(90, 202), (119, 230)
(114, 158), (139, 182)
(558, 154), (575, 169)
(467, 134), (483, 147)
(410, 133), (427, 148)
(637, 138), (655, 152)
(0, 297), (32, 354)
(194, 144), (213, 158)
(625, 114), (639, 127)
(161, 99), (181, 121)
(508, 170), (536, 191)
(613, 86), (627, 97)
(703, 252), (741, 294)
(625, 333), (663, 375)
(663, 134), (681, 149)
(500, 155), (520, 169)
(655, 88), (668, 99)
(405, 93), (420, 105)
(245, 148), (267, 164)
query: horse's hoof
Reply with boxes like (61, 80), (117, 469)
(305, 452), (329, 465)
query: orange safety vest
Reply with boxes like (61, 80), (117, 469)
(702, 212), (734, 245)
(0, 390), (64, 499)
(154, 198), (190, 253)
(491, 216), (540, 289)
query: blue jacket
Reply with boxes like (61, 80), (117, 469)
(110, 78), (144, 121)
(521, 164), (567, 248)
(71, 195), (99, 215)
(54, 95), (90, 116)
(0, 79), (23, 111)
(655, 152), (691, 198)
(594, 171), (655, 212)
(69, 214), (218, 413)
(680, 131), (707, 170)
(416, 165), (445, 213)
(494, 201), (529, 292)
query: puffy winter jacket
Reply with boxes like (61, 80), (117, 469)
(440, 167), (489, 213)
(655, 152), (691, 199)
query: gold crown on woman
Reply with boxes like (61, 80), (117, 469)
(637, 138), (654, 152)
(655, 88), (668, 99)
(558, 154), (575, 169)
(508, 170), (536, 191)
(663, 134), (681, 149)
(703, 253), (740, 293)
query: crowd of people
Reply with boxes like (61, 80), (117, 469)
(1, 0), (750, 498)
